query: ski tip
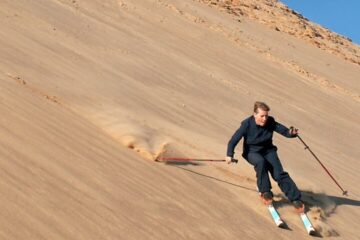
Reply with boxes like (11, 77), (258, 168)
(308, 228), (316, 236)
(277, 221), (286, 228)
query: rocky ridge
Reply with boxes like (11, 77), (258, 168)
(197, 0), (360, 65)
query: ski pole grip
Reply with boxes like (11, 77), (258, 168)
(231, 158), (238, 164)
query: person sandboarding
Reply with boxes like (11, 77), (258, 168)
(226, 101), (304, 212)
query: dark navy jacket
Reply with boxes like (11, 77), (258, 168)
(227, 116), (296, 159)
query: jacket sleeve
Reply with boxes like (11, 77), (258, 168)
(274, 120), (296, 138)
(227, 122), (247, 157)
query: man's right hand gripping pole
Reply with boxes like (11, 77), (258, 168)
(225, 156), (238, 164)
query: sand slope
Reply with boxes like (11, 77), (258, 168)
(0, 0), (359, 239)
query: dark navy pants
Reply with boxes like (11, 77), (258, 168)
(246, 150), (301, 201)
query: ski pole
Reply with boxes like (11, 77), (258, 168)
(296, 134), (348, 196)
(157, 157), (238, 163)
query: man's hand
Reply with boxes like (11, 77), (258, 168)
(289, 126), (299, 136)
(225, 156), (238, 164)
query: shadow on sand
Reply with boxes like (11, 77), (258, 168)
(273, 190), (360, 210)
(163, 161), (360, 238)
(273, 190), (360, 238)
(164, 161), (360, 208)
(303, 190), (360, 207)
(163, 161), (257, 192)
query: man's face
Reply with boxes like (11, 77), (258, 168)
(254, 108), (269, 126)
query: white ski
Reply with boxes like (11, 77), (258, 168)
(267, 204), (285, 227)
(299, 212), (316, 235)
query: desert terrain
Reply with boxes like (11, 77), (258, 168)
(0, 0), (359, 239)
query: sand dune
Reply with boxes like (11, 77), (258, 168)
(0, 0), (359, 239)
